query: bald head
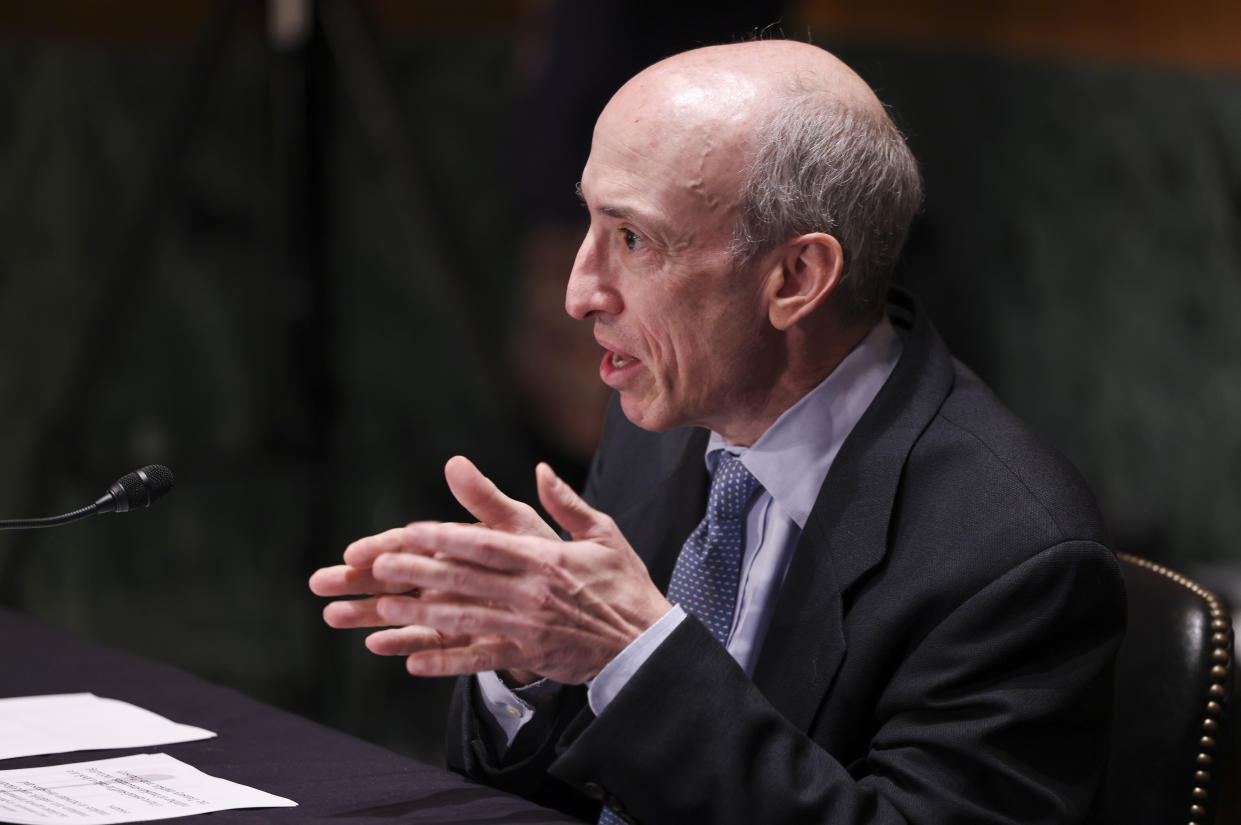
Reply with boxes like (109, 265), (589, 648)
(597, 39), (923, 322)
(629, 39), (884, 116)
(566, 40), (922, 441)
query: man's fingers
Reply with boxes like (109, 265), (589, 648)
(323, 584), (494, 629)
(444, 456), (557, 538)
(309, 564), (406, 597)
(372, 552), (520, 605)
(402, 522), (543, 574)
(364, 625), (475, 656)
(342, 526), (425, 568)
(536, 462), (619, 542)
(322, 596), (386, 628)
(405, 639), (523, 678)
(375, 593), (531, 639)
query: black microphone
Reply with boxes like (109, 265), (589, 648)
(0, 465), (174, 531)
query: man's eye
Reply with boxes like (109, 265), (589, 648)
(621, 229), (642, 251)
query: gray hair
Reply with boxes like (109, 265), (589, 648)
(731, 92), (923, 322)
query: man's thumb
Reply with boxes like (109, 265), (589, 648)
(535, 462), (610, 541)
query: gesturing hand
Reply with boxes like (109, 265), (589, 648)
(308, 457), (672, 685)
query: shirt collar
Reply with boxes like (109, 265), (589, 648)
(706, 316), (902, 528)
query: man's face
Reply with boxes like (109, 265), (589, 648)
(565, 77), (778, 441)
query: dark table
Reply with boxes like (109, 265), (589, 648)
(0, 607), (579, 823)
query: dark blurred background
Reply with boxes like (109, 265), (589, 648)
(0, 0), (1238, 769)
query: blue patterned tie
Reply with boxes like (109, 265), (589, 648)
(596, 453), (760, 825)
(666, 452), (761, 643)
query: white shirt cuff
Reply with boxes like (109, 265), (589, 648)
(475, 670), (539, 747)
(587, 605), (687, 716)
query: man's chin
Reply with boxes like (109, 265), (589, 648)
(617, 394), (682, 433)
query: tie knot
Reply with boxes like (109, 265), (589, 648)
(708, 453), (760, 523)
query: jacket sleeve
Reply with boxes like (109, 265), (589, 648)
(540, 541), (1124, 825)
(444, 673), (601, 822)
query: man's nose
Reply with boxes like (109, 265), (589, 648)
(564, 235), (621, 320)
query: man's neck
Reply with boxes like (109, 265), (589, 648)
(712, 318), (879, 447)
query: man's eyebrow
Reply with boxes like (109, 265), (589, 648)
(599, 205), (633, 220)
(574, 181), (636, 222)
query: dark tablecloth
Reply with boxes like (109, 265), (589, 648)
(0, 607), (579, 823)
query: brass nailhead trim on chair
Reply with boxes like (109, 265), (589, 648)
(1117, 553), (1234, 825)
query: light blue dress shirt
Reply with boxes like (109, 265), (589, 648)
(477, 317), (902, 744)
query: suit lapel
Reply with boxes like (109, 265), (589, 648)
(588, 291), (956, 731)
(752, 288), (956, 730)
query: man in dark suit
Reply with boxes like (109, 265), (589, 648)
(310, 40), (1124, 824)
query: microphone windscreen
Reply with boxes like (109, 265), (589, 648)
(108, 465), (175, 512)
(136, 465), (175, 503)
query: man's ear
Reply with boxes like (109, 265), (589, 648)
(765, 233), (844, 331)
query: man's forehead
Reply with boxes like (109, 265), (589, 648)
(580, 117), (744, 224)
(593, 75), (757, 178)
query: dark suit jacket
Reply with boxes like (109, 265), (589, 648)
(446, 289), (1126, 825)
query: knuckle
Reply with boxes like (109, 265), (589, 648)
(374, 596), (403, 624)
(475, 535), (509, 566)
(469, 648), (494, 672)
(519, 580), (560, 615)
(373, 554), (408, 582)
(539, 547), (566, 574)
(533, 584), (560, 613)
(446, 564), (473, 591)
(454, 610), (478, 634)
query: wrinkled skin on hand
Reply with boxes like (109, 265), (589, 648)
(309, 456), (672, 685)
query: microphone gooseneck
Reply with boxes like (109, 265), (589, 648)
(0, 465), (175, 531)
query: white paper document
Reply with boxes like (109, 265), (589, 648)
(0, 753), (296, 824)
(0, 694), (214, 761)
